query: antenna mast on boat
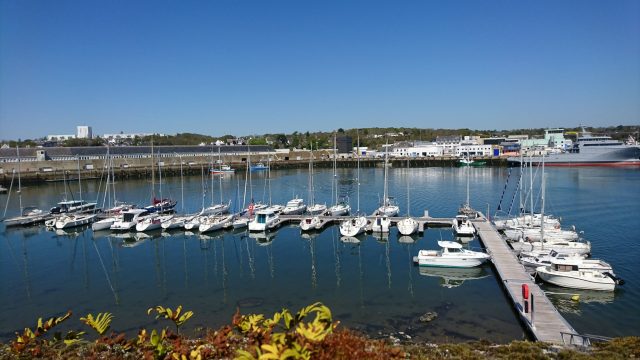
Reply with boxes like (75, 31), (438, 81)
(151, 138), (155, 202)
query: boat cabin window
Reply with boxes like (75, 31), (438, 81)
(553, 264), (578, 272)
(257, 214), (266, 223)
(123, 213), (135, 222)
(447, 247), (461, 253)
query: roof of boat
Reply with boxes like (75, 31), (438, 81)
(438, 240), (462, 249)
(286, 198), (304, 205)
(455, 214), (469, 219)
(255, 208), (276, 214)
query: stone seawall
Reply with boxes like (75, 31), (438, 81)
(0, 156), (508, 186)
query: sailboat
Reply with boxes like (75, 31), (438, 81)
(339, 132), (367, 237)
(458, 155), (477, 218)
(397, 159), (418, 235)
(509, 156), (591, 255)
(50, 156), (98, 215)
(305, 142), (327, 216)
(376, 142), (399, 217)
(200, 146), (230, 215)
(328, 133), (351, 216)
(144, 142), (177, 213)
(3, 146), (49, 226)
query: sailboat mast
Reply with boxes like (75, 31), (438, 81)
(529, 154), (534, 217)
(333, 133), (337, 204)
(248, 145), (253, 202)
(465, 159), (470, 207)
(77, 156), (82, 200)
(540, 155), (545, 246)
(519, 151), (524, 213)
(383, 141), (389, 207)
(151, 139), (155, 201)
(16, 145), (23, 213)
(218, 147), (223, 204)
(308, 142), (314, 206)
(356, 131), (360, 213)
(158, 150), (163, 200)
(210, 144), (214, 206)
(406, 157), (410, 217)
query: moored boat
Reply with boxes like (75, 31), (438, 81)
(413, 241), (491, 268)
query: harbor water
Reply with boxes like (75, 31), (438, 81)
(0, 166), (638, 342)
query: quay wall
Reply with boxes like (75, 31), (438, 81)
(0, 154), (507, 186)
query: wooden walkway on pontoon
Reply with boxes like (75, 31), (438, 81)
(473, 217), (577, 345)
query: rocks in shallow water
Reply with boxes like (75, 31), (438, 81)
(419, 311), (438, 323)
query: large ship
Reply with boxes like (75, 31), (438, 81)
(508, 128), (640, 167)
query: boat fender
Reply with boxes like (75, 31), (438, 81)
(522, 284), (529, 300)
(554, 224), (560, 229)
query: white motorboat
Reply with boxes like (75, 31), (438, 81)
(299, 216), (321, 231)
(536, 258), (624, 291)
(136, 214), (173, 232)
(55, 213), (96, 229)
(519, 249), (587, 268)
(413, 241), (491, 268)
(199, 214), (233, 233)
(371, 215), (391, 233)
(111, 209), (149, 231)
(282, 198), (306, 215)
(339, 216), (367, 237)
(92, 216), (118, 231)
(248, 208), (280, 232)
(452, 215), (475, 236)
(397, 217), (418, 236)
(510, 238), (591, 256)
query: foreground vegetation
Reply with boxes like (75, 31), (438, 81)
(1, 303), (638, 359)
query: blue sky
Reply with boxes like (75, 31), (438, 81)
(1, 0), (638, 140)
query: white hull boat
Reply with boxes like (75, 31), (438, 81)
(201, 202), (230, 216)
(339, 216), (367, 237)
(199, 214), (233, 233)
(510, 238), (591, 256)
(494, 214), (560, 230)
(300, 216), (321, 231)
(136, 215), (173, 232)
(248, 209), (280, 232)
(92, 216), (117, 231)
(328, 202), (350, 216)
(452, 215), (475, 236)
(413, 241), (491, 268)
(371, 216), (391, 233)
(397, 217), (418, 235)
(536, 258), (623, 291)
(519, 249), (587, 268)
(503, 227), (578, 242)
(307, 204), (327, 216)
(55, 214), (96, 229)
(377, 203), (399, 217)
(282, 198), (306, 215)
(232, 216), (250, 229)
(111, 209), (149, 231)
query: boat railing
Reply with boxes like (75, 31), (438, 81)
(560, 332), (612, 348)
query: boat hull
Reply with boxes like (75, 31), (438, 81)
(537, 269), (615, 291)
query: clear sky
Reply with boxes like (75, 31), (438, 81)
(1, 0), (639, 140)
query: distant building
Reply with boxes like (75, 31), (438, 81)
(456, 144), (494, 157)
(102, 132), (163, 144)
(77, 126), (93, 139)
(391, 143), (443, 157)
(336, 136), (352, 154)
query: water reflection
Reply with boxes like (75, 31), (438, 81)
(545, 287), (615, 315)
(418, 266), (490, 288)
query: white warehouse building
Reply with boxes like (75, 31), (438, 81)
(456, 144), (495, 157)
(392, 144), (444, 157)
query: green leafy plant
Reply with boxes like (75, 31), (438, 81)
(11, 310), (73, 353)
(148, 305), (194, 334)
(80, 312), (114, 336)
